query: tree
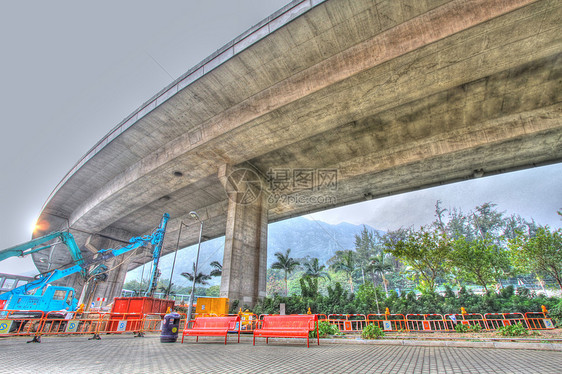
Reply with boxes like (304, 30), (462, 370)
(433, 200), (448, 232)
(210, 261), (222, 277)
(329, 250), (357, 293)
(302, 257), (331, 281)
(354, 226), (377, 284)
(450, 236), (510, 293)
(180, 262), (212, 286)
(386, 228), (452, 294)
(509, 226), (562, 291)
(368, 254), (393, 296)
(271, 249), (300, 296)
(471, 202), (505, 239)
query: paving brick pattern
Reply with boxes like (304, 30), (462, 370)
(0, 335), (560, 373)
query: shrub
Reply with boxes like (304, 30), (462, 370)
(470, 324), (482, 333)
(454, 323), (470, 333)
(496, 322), (528, 337)
(361, 323), (385, 339)
(310, 321), (341, 338)
(454, 323), (482, 333)
(549, 300), (562, 327)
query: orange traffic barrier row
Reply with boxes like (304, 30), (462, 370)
(0, 310), (555, 341)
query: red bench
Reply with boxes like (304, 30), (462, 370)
(182, 315), (240, 344)
(253, 314), (319, 347)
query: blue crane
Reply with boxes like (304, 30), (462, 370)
(0, 213), (170, 312)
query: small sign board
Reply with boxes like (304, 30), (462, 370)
(117, 320), (128, 332)
(65, 320), (79, 333)
(0, 320), (13, 334)
(422, 321), (431, 331)
(543, 319), (554, 329)
(383, 320), (392, 331)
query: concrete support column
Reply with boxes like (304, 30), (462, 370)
(81, 228), (135, 309)
(218, 164), (268, 307)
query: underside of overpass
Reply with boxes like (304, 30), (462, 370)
(33, 0), (562, 306)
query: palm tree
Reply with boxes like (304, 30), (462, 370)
(159, 283), (176, 299)
(271, 249), (300, 296)
(329, 250), (356, 293)
(210, 261), (222, 277)
(369, 254), (393, 297)
(302, 258), (331, 281)
(180, 262), (212, 286)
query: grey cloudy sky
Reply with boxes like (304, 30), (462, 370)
(0, 0), (560, 275)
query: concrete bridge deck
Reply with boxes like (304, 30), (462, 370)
(33, 0), (562, 303)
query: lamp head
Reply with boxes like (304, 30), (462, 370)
(189, 211), (200, 220)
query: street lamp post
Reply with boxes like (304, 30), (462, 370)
(186, 211), (203, 325)
(165, 221), (187, 299)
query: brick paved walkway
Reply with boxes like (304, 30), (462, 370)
(1, 335), (560, 373)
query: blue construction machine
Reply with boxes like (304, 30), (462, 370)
(0, 213), (170, 314)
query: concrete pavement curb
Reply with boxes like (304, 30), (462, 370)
(318, 337), (562, 351)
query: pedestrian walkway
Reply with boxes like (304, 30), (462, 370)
(0, 334), (560, 373)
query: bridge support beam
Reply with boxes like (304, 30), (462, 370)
(219, 165), (268, 307)
(80, 228), (134, 309)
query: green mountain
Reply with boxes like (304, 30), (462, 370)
(125, 217), (380, 288)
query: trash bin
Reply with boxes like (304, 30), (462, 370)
(160, 312), (181, 343)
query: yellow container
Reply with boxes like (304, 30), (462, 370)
(195, 297), (229, 316)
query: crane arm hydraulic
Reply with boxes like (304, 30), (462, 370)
(0, 231), (84, 266)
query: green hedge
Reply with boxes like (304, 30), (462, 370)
(250, 283), (560, 324)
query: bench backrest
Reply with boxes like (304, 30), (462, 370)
(193, 315), (239, 330)
(262, 314), (317, 330)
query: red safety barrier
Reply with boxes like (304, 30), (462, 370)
(484, 313), (528, 330)
(406, 314), (449, 332)
(328, 314), (367, 332)
(443, 313), (486, 330)
(317, 314), (328, 322)
(366, 314), (408, 332)
(525, 312), (555, 330)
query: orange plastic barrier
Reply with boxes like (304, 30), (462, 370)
(366, 314), (408, 332)
(443, 313), (486, 330)
(103, 311), (146, 335)
(317, 314), (328, 322)
(237, 311), (258, 332)
(406, 314), (449, 332)
(0, 310), (45, 337)
(328, 314), (367, 332)
(484, 313), (528, 330)
(525, 312), (555, 330)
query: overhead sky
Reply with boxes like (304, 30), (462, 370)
(0, 0), (560, 275)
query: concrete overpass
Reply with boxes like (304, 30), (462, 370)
(33, 0), (562, 306)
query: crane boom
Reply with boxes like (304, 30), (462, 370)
(0, 231), (85, 272)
